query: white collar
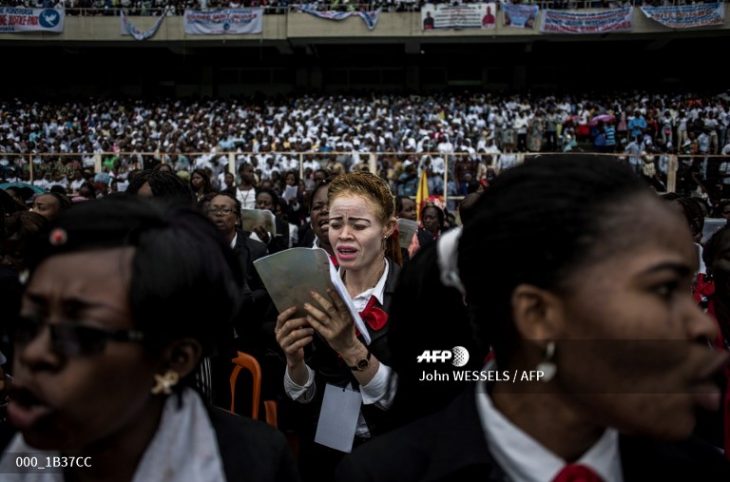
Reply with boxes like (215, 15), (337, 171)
(230, 232), (238, 250)
(475, 378), (623, 482)
(338, 258), (389, 307)
(0, 389), (226, 482)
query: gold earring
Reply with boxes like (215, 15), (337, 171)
(151, 370), (179, 395)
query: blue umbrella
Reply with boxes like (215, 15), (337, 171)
(0, 182), (45, 194)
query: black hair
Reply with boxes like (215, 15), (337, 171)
(27, 196), (243, 368)
(190, 169), (213, 195)
(126, 169), (195, 206)
(308, 177), (332, 214)
(50, 185), (67, 196)
(675, 197), (705, 239)
(703, 225), (730, 272)
(255, 188), (280, 208)
(458, 155), (650, 368)
(459, 192), (482, 225)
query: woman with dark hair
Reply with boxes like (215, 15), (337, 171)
(338, 155), (730, 481)
(0, 196), (298, 482)
(126, 169), (195, 206)
(296, 179), (334, 259)
(275, 172), (402, 480)
(190, 168), (214, 203)
(407, 203), (445, 258)
(254, 188), (290, 253)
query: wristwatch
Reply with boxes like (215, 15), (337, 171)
(348, 351), (372, 372)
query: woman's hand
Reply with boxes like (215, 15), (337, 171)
(254, 226), (271, 245)
(304, 289), (359, 356)
(275, 306), (314, 369)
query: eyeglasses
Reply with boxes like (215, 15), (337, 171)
(12, 314), (145, 357)
(206, 207), (235, 215)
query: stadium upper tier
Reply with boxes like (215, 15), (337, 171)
(0, 3), (729, 43)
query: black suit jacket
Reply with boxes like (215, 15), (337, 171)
(233, 229), (268, 292)
(209, 407), (300, 482)
(291, 260), (402, 438)
(0, 406), (299, 482)
(336, 386), (730, 482)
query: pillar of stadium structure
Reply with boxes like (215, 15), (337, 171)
(299, 153), (304, 181)
(667, 155), (677, 193)
(28, 153), (34, 182)
(443, 155), (449, 208)
(94, 153), (102, 174)
(369, 153), (377, 175)
(228, 153), (235, 176)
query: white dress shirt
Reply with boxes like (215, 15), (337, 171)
(475, 379), (623, 482)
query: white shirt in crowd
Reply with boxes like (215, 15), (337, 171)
(235, 187), (256, 210)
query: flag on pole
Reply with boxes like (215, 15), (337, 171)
(416, 170), (429, 222)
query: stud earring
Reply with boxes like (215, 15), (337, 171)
(536, 341), (556, 382)
(151, 370), (179, 395)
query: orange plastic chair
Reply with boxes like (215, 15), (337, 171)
(229, 351), (277, 427)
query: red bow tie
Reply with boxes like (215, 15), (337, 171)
(359, 296), (388, 332)
(552, 464), (604, 482)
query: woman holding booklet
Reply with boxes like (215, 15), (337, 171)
(274, 172), (402, 481)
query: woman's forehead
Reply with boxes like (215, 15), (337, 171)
(329, 195), (378, 218)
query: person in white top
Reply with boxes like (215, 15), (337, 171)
(337, 155), (730, 482)
(235, 162), (257, 210)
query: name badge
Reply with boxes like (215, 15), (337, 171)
(314, 383), (361, 453)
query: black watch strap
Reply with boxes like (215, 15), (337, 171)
(348, 350), (372, 371)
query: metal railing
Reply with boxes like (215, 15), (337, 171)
(5, 150), (730, 207)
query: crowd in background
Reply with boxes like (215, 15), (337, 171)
(2, 91), (730, 206)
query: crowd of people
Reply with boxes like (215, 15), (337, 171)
(3, 91), (730, 207)
(1, 154), (729, 481)
(0, 0), (701, 15)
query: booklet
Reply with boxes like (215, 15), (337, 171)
(241, 208), (277, 236)
(397, 218), (419, 250)
(282, 185), (299, 203)
(253, 248), (371, 345)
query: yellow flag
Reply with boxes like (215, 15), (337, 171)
(416, 170), (429, 222)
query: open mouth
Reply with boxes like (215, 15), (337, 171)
(336, 246), (358, 260)
(7, 386), (53, 431)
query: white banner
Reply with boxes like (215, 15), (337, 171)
(421, 3), (497, 30)
(0, 7), (64, 33)
(184, 8), (263, 35)
(120, 9), (167, 40)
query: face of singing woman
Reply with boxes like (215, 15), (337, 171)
(541, 195), (727, 440)
(328, 194), (393, 272)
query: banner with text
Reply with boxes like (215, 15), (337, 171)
(421, 3), (498, 30)
(120, 9), (166, 40)
(541, 7), (632, 34)
(640, 3), (724, 29)
(503, 4), (539, 29)
(296, 6), (381, 31)
(183, 8), (263, 35)
(0, 7), (63, 33)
